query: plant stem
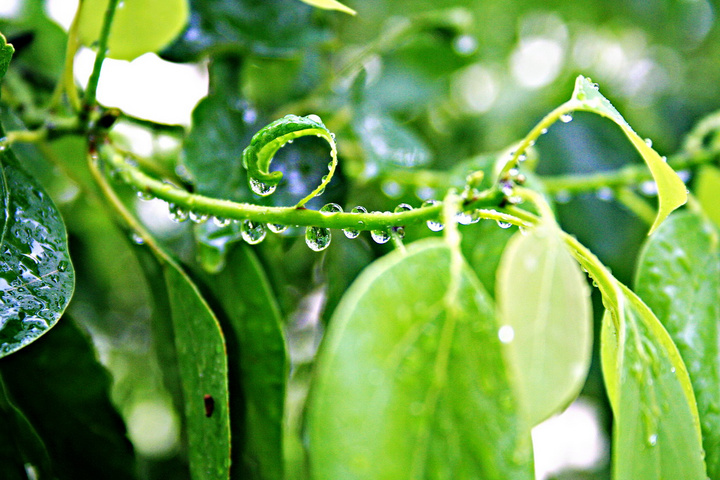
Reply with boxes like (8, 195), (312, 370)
(82, 0), (120, 118)
(102, 146), (506, 231)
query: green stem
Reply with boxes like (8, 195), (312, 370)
(101, 145), (506, 231)
(615, 187), (656, 226)
(50, 0), (83, 112)
(82, 0), (120, 117)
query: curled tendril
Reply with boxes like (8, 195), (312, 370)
(242, 114), (338, 208)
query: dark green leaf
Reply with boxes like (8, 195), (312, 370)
(0, 317), (136, 480)
(0, 142), (74, 357)
(496, 224), (592, 427)
(600, 285), (706, 480)
(207, 245), (287, 480)
(163, 264), (231, 480)
(635, 211), (720, 479)
(307, 239), (533, 480)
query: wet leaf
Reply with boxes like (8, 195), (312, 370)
(0, 317), (136, 479)
(695, 164), (720, 228)
(163, 264), (231, 480)
(496, 224), (592, 427)
(571, 76), (687, 233)
(307, 239), (533, 480)
(207, 246), (287, 480)
(461, 219), (516, 297)
(0, 140), (74, 357)
(635, 211), (720, 479)
(600, 285), (706, 480)
(298, 0), (356, 15)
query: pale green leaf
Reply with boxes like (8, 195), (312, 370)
(601, 285), (706, 480)
(695, 164), (720, 228)
(496, 224), (592, 426)
(164, 265), (230, 480)
(0, 33), (14, 82)
(298, 0), (356, 15)
(635, 211), (720, 479)
(307, 239), (533, 480)
(571, 75), (687, 234)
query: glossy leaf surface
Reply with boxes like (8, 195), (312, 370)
(0, 32), (12, 79)
(207, 246), (287, 480)
(0, 137), (74, 357)
(635, 211), (720, 479)
(571, 75), (687, 233)
(307, 239), (533, 480)
(601, 285), (706, 480)
(496, 225), (592, 427)
(164, 265), (231, 480)
(0, 317), (136, 479)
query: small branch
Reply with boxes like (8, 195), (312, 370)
(82, 0), (120, 118)
(615, 187), (656, 226)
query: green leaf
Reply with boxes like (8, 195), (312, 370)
(164, 264), (231, 480)
(353, 112), (432, 177)
(570, 75), (687, 234)
(0, 142), (74, 357)
(0, 32), (13, 82)
(695, 164), (720, 228)
(635, 211), (720, 479)
(600, 284), (706, 480)
(461, 219), (516, 297)
(307, 239), (533, 480)
(496, 224), (593, 427)
(206, 246), (287, 480)
(298, 0), (356, 15)
(0, 317), (136, 479)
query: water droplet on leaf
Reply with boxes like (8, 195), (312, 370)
(249, 177), (276, 196)
(422, 200), (444, 231)
(560, 113), (573, 123)
(241, 220), (266, 245)
(596, 187), (614, 201)
(496, 220), (512, 229)
(267, 223), (288, 234)
(344, 206), (367, 239)
(498, 325), (514, 343)
(644, 138), (653, 148)
(371, 229), (390, 244)
(213, 217), (232, 228)
(320, 203), (343, 214)
(306, 226), (331, 251)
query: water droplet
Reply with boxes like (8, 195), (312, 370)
(57, 261), (69, 272)
(306, 226), (331, 251)
(169, 205), (189, 223)
(647, 434), (658, 447)
(130, 233), (145, 245)
(189, 211), (208, 223)
(394, 203), (413, 213)
(267, 223), (288, 234)
(241, 220), (266, 245)
(644, 138), (653, 148)
(456, 210), (479, 225)
(422, 200), (444, 232)
(661, 156), (667, 163)
(213, 217), (232, 228)
(344, 206), (367, 239)
(320, 203), (343, 214)
(496, 220), (512, 229)
(541, 128), (548, 135)
(136, 190), (154, 201)
(249, 177), (276, 196)
(307, 114), (322, 124)
(498, 325), (514, 343)
(670, 367), (676, 374)
(596, 187), (614, 202)
(500, 181), (514, 196)
(560, 113), (573, 123)
(371, 229), (391, 244)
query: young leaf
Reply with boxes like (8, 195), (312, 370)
(307, 239), (533, 480)
(0, 142), (74, 358)
(206, 246), (287, 480)
(695, 164), (720, 228)
(635, 211), (720, 479)
(163, 265), (231, 480)
(0, 317), (136, 479)
(570, 76), (687, 233)
(0, 32), (14, 81)
(496, 224), (592, 427)
(601, 285), (706, 480)
(298, 0), (356, 15)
